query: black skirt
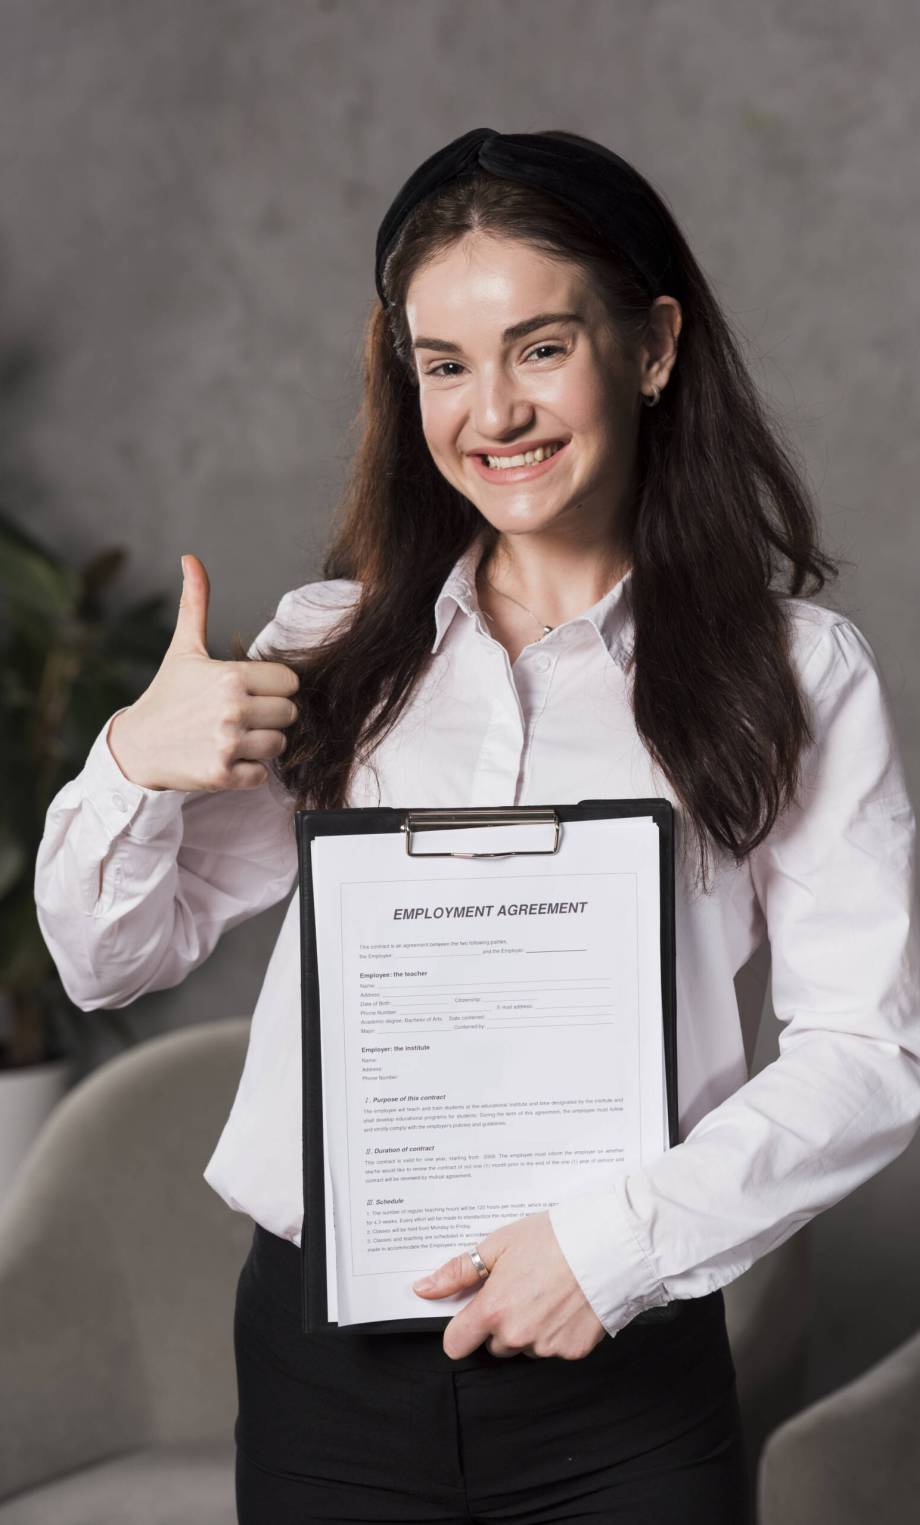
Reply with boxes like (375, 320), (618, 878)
(234, 1222), (750, 1524)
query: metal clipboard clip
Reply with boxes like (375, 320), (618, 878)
(402, 806), (561, 859)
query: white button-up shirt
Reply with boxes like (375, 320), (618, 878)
(34, 532), (920, 1337)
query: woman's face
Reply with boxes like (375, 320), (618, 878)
(405, 233), (645, 547)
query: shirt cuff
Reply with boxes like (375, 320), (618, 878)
(548, 1177), (671, 1336)
(82, 707), (191, 843)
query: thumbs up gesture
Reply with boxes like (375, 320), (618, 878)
(106, 554), (301, 792)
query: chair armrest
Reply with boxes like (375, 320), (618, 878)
(0, 1136), (151, 1501)
(758, 1326), (920, 1525)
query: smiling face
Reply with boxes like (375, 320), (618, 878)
(405, 232), (645, 550)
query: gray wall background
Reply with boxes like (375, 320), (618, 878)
(5, 0), (918, 1410)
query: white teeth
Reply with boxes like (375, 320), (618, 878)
(483, 441), (565, 469)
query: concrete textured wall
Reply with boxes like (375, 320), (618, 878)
(4, 0), (918, 1412)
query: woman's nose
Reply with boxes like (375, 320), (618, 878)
(471, 376), (535, 438)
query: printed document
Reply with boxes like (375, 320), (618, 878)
(308, 815), (668, 1326)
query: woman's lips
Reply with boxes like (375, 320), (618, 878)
(468, 439), (570, 484)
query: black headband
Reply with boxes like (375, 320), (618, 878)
(375, 126), (673, 307)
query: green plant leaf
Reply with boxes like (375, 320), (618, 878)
(0, 526), (80, 622)
(0, 508), (177, 1062)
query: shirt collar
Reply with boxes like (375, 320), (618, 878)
(431, 529), (635, 669)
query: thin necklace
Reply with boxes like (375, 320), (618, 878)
(482, 577), (554, 639)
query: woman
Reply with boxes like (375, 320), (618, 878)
(35, 128), (920, 1523)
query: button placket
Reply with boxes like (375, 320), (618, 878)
(470, 694), (524, 804)
(511, 649), (557, 802)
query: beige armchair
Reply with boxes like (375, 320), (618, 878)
(758, 1325), (920, 1524)
(0, 1018), (809, 1522)
(0, 1020), (252, 1523)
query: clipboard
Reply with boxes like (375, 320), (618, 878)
(296, 798), (679, 1336)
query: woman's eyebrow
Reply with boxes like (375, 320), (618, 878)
(412, 311), (584, 353)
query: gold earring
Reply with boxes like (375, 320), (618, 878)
(640, 382), (661, 408)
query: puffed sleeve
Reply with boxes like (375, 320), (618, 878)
(548, 616), (920, 1336)
(33, 581), (356, 1011)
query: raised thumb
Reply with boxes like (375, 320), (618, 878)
(171, 553), (210, 655)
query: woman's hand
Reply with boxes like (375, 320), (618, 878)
(107, 553), (301, 792)
(411, 1209), (607, 1360)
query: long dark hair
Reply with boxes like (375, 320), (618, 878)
(245, 142), (842, 891)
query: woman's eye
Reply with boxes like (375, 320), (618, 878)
(425, 343), (566, 379)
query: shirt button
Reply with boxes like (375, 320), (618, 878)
(111, 792), (128, 813)
(533, 655), (552, 672)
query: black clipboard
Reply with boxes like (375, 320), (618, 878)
(295, 798), (679, 1336)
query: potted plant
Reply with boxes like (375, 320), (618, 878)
(0, 509), (175, 1201)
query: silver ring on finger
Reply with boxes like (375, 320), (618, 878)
(468, 1246), (490, 1280)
